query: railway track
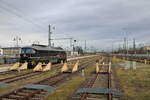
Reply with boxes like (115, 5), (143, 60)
(0, 63), (61, 76)
(0, 71), (17, 75)
(71, 58), (115, 100)
(0, 64), (62, 84)
(0, 56), (99, 84)
(0, 57), (99, 100)
(0, 71), (43, 83)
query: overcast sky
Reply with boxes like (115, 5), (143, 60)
(0, 0), (150, 51)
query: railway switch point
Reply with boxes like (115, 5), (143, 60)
(61, 60), (79, 73)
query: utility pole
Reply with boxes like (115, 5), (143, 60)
(112, 44), (114, 54)
(127, 37), (129, 54)
(124, 37), (126, 54)
(133, 38), (136, 49)
(70, 38), (73, 48)
(133, 38), (136, 54)
(48, 24), (51, 47)
(118, 44), (121, 52)
(84, 40), (86, 52)
(13, 36), (21, 47)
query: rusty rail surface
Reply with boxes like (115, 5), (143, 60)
(80, 74), (99, 100)
(79, 58), (112, 100)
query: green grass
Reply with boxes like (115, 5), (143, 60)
(46, 77), (85, 100)
(116, 66), (150, 100)
(84, 63), (95, 76)
(136, 62), (150, 69)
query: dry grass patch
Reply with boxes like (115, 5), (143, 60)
(0, 70), (59, 94)
(46, 77), (85, 100)
(112, 58), (125, 64)
(46, 63), (96, 100)
(116, 67), (150, 100)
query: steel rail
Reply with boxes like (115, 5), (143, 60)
(0, 57), (99, 100)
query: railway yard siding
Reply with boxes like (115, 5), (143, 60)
(46, 59), (97, 100)
(0, 56), (149, 100)
(0, 55), (100, 100)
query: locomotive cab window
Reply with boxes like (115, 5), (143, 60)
(21, 48), (36, 54)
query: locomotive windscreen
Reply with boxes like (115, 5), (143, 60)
(21, 48), (35, 54)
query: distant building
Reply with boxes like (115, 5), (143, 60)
(71, 46), (83, 56)
(0, 48), (3, 55)
(1, 47), (21, 57)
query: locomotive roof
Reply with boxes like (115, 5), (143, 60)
(22, 45), (65, 52)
